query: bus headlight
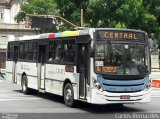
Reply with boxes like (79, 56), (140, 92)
(92, 77), (103, 91)
(145, 80), (151, 90)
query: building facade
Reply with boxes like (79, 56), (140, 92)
(0, 0), (36, 73)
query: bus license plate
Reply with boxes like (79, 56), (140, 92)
(120, 95), (130, 99)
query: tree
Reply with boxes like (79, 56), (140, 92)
(15, 0), (57, 22)
(55, 0), (88, 30)
(143, 0), (160, 44)
(15, 0), (57, 32)
(84, 0), (125, 27)
(15, 0), (160, 47)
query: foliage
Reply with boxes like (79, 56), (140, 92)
(54, 0), (88, 31)
(15, 0), (57, 32)
(15, 0), (160, 46)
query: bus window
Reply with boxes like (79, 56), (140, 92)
(95, 43), (150, 75)
(28, 42), (34, 60)
(28, 42), (37, 61)
(48, 41), (61, 63)
(19, 43), (23, 60)
(19, 42), (28, 60)
(13, 46), (19, 61)
(55, 44), (61, 61)
(23, 42), (28, 60)
(62, 39), (75, 63)
(33, 43), (38, 61)
(7, 43), (13, 60)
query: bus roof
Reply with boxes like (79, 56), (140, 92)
(18, 28), (146, 41)
(18, 30), (89, 41)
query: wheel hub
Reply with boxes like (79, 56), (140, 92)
(22, 81), (26, 91)
(65, 89), (72, 101)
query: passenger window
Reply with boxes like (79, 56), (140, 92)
(7, 43), (13, 60)
(28, 42), (37, 61)
(48, 40), (61, 63)
(19, 42), (28, 60)
(19, 43), (23, 60)
(62, 39), (75, 63)
(23, 43), (28, 60)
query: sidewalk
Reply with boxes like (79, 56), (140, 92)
(151, 87), (160, 97)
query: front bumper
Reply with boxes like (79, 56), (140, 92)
(89, 88), (151, 104)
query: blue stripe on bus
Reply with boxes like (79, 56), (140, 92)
(103, 85), (144, 92)
(97, 75), (149, 92)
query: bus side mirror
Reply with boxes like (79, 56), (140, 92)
(90, 47), (94, 57)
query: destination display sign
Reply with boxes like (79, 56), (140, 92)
(97, 30), (146, 41)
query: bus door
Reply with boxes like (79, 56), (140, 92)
(77, 43), (89, 99)
(37, 45), (46, 90)
(12, 46), (19, 83)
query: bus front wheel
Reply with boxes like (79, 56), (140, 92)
(63, 83), (75, 107)
(22, 75), (30, 95)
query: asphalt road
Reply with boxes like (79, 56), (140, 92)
(0, 76), (160, 119)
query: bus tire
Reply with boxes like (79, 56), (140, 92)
(63, 83), (75, 107)
(22, 75), (30, 95)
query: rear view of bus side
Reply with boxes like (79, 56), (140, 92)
(6, 28), (151, 107)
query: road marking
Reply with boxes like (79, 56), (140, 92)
(0, 90), (42, 102)
(0, 94), (42, 101)
(0, 98), (41, 101)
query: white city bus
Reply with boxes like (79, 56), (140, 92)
(6, 28), (151, 107)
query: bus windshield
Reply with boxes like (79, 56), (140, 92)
(95, 43), (150, 77)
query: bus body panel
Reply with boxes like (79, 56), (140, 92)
(45, 64), (77, 83)
(6, 61), (14, 82)
(45, 64), (78, 99)
(41, 65), (45, 89)
(16, 62), (38, 90)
